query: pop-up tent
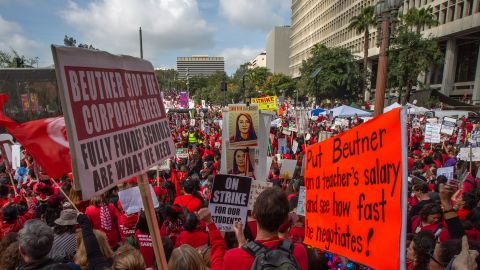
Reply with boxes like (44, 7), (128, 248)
(383, 102), (401, 113)
(322, 105), (372, 118)
(311, 108), (326, 116)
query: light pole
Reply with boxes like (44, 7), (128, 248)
(373, 0), (402, 117)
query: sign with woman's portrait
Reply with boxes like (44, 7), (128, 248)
(226, 148), (256, 179)
(228, 104), (259, 148)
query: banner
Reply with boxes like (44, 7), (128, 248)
(228, 104), (259, 148)
(251, 96), (277, 111)
(226, 148), (256, 178)
(440, 117), (456, 135)
(52, 46), (175, 200)
(209, 174), (252, 231)
(118, 185), (159, 215)
(304, 108), (406, 270)
(248, 181), (273, 210)
(424, 123), (441, 143)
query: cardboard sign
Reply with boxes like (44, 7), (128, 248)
(437, 166), (454, 180)
(424, 123), (441, 143)
(296, 186), (306, 216)
(280, 159), (297, 179)
(304, 108), (406, 270)
(458, 147), (480, 161)
(209, 174), (252, 231)
(52, 46), (175, 200)
(248, 181), (273, 210)
(176, 148), (189, 159)
(118, 185), (159, 215)
(440, 117), (456, 135)
(11, 144), (21, 170)
(251, 96), (277, 111)
(228, 104), (259, 148)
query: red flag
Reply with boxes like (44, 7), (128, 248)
(0, 94), (71, 178)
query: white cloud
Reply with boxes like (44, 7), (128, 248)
(219, 0), (289, 31)
(0, 16), (45, 66)
(60, 0), (215, 59)
(221, 47), (263, 72)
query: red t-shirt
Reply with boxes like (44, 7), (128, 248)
(173, 194), (203, 213)
(222, 236), (308, 270)
(85, 204), (121, 248)
(288, 226), (305, 243)
(135, 230), (154, 268)
(118, 213), (139, 243)
(175, 229), (209, 248)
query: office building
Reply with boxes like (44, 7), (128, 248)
(250, 51), (267, 68)
(266, 26), (292, 74)
(290, 0), (480, 102)
(176, 55), (224, 80)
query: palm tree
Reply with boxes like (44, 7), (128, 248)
(402, 6), (439, 34)
(348, 6), (375, 102)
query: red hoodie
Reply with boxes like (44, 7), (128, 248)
(85, 203), (121, 248)
(135, 229), (154, 268)
(173, 194), (203, 213)
(175, 229), (209, 248)
(118, 212), (139, 243)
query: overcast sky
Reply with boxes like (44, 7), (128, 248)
(0, 0), (290, 73)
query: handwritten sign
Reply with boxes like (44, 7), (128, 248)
(247, 181), (273, 210)
(209, 174), (252, 231)
(440, 117), (456, 136)
(424, 123), (441, 143)
(176, 148), (189, 159)
(118, 185), (159, 215)
(436, 166), (454, 180)
(304, 108), (406, 270)
(458, 147), (480, 161)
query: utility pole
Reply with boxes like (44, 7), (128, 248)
(139, 27), (143, 59)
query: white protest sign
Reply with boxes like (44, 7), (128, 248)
(280, 159), (297, 179)
(424, 123), (441, 143)
(52, 46), (175, 200)
(190, 118), (196, 127)
(266, 156), (273, 176)
(426, 118), (438, 124)
(292, 141), (299, 154)
(440, 117), (456, 135)
(248, 181), (273, 210)
(458, 147), (480, 161)
(0, 134), (14, 163)
(201, 100), (206, 108)
(11, 144), (21, 170)
(118, 185), (159, 215)
(436, 166), (454, 180)
(278, 138), (287, 154)
(296, 186), (306, 216)
(209, 174), (252, 231)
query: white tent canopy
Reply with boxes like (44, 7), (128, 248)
(383, 102), (401, 113)
(406, 103), (429, 114)
(322, 105), (372, 118)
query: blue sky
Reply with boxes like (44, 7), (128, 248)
(0, 0), (290, 74)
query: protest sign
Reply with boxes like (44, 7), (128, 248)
(201, 100), (206, 108)
(251, 96), (277, 110)
(296, 109), (309, 134)
(318, 131), (333, 142)
(280, 159), (297, 179)
(292, 140), (299, 154)
(278, 138), (287, 154)
(118, 185), (159, 215)
(266, 156), (273, 176)
(304, 108), (406, 270)
(458, 147), (480, 161)
(282, 129), (291, 136)
(248, 181), (273, 210)
(226, 148), (256, 178)
(157, 159), (170, 171)
(437, 166), (454, 180)
(0, 134), (14, 163)
(176, 148), (189, 159)
(52, 46), (175, 200)
(424, 123), (441, 143)
(228, 104), (259, 148)
(440, 117), (456, 135)
(179, 92), (188, 109)
(426, 117), (438, 124)
(11, 144), (21, 170)
(209, 174), (252, 231)
(296, 186), (306, 216)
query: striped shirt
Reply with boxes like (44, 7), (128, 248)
(48, 232), (77, 260)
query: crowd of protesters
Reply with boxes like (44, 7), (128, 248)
(0, 99), (479, 270)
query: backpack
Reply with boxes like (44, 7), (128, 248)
(242, 239), (301, 270)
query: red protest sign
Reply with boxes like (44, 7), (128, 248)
(304, 108), (407, 270)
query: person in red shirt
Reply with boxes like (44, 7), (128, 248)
(134, 211), (155, 268)
(173, 179), (203, 213)
(221, 188), (308, 269)
(0, 196), (35, 238)
(85, 194), (121, 249)
(175, 213), (209, 248)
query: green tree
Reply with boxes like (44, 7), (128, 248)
(348, 5), (375, 101)
(0, 49), (36, 68)
(245, 67), (271, 98)
(300, 44), (362, 103)
(401, 6), (438, 34)
(388, 31), (442, 104)
(64, 35), (97, 50)
(264, 73), (296, 97)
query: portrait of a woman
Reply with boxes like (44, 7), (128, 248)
(228, 149), (254, 178)
(230, 113), (257, 144)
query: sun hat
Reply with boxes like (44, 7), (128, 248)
(54, 209), (78, 226)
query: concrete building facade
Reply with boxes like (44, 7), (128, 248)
(176, 55), (224, 80)
(266, 26), (292, 74)
(250, 51), (267, 68)
(290, 0), (480, 103)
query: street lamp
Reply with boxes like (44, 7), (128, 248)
(373, 0), (402, 117)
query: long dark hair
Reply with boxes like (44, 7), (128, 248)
(231, 149), (254, 174)
(234, 113), (257, 141)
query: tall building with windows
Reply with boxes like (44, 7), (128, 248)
(266, 26), (291, 74)
(290, 0), (480, 102)
(176, 55), (224, 80)
(250, 51), (267, 68)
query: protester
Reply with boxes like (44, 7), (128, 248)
(48, 209), (77, 261)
